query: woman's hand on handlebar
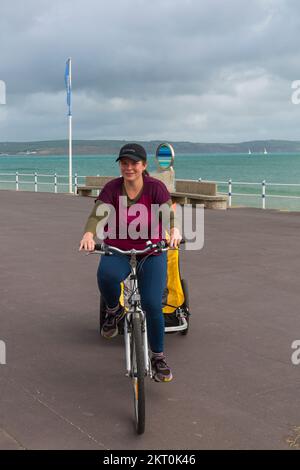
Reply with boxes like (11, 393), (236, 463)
(169, 227), (182, 248)
(79, 232), (96, 252)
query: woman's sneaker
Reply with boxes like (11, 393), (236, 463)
(101, 305), (125, 339)
(151, 354), (173, 382)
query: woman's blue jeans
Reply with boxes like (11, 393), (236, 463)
(97, 251), (167, 353)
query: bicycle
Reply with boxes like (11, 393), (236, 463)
(89, 240), (189, 435)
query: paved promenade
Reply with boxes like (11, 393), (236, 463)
(0, 190), (300, 450)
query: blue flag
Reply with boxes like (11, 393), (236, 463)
(65, 58), (72, 116)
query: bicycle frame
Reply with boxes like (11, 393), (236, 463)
(90, 241), (168, 380)
(123, 251), (152, 379)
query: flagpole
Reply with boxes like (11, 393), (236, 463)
(68, 58), (73, 194)
(69, 114), (72, 193)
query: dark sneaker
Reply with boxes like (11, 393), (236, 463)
(101, 305), (125, 339)
(151, 354), (173, 382)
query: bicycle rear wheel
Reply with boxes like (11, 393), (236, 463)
(131, 315), (145, 435)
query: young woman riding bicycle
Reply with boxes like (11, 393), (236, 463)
(79, 143), (182, 382)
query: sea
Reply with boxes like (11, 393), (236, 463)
(1, 152), (300, 210)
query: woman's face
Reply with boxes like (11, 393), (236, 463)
(119, 158), (147, 182)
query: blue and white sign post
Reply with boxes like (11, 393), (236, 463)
(65, 58), (73, 193)
(153, 143), (175, 192)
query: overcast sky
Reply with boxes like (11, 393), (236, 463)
(1, 0), (300, 142)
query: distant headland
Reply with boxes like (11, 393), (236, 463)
(1, 139), (300, 156)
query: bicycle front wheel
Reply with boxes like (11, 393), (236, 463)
(131, 315), (146, 435)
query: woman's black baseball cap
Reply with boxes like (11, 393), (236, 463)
(116, 143), (147, 162)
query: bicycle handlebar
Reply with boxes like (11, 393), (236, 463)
(93, 240), (169, 256)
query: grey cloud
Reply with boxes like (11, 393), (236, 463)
(1, 0), (300, 141)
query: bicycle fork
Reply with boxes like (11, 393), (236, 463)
(124, 308), (151, 377)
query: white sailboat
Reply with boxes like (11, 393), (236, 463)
(263, 148), (268, 155)
(248, 149), (252, 155)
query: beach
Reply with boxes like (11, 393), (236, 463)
(0, 190), (299, 449)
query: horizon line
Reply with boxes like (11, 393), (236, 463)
(1, 138), (300, 145)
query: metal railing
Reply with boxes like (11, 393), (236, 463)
(0, 172), (85, 194)
(208, 179), (300, 209)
